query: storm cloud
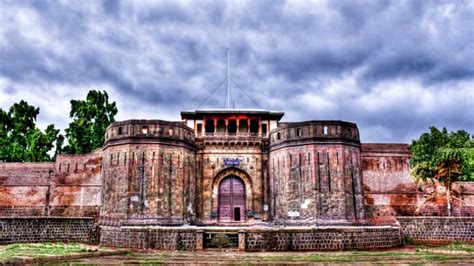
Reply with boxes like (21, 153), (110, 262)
(0, 0), (473, 143)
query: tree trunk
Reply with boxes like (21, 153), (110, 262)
(447, 164), (452, 217)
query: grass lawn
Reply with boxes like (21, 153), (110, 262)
(74, 244), (474, 265)
(1, 242), (473, 264)
(0, 242), (100, 263)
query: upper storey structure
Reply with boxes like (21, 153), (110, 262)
(181, 109), (284, 138)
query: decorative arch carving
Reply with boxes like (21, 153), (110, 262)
(211, 167), (254, 219)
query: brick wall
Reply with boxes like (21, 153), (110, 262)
(0, 150), (102, 217)
(245, 227), (401, 251)
(362, 144), (474, 221)
(99, 226), (400, 251)
(398, 217), (474, 244)
(0, 217), (97, 244)
(100, 226), (196, 250)
(269, 121), (365, 224)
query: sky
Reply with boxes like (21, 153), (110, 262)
(0, 0), (473, 143)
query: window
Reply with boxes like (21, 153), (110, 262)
(168, 128), (174, 136)
(118, 127), (123, 135)
(216, 119), (226, 134)
(239, 120), (248, 134)
(228, 120), (237, 134)
(323, 126), (328, 135)
(262, 123), (268, 136)
(296, 128), (302, 137)
(141, 125), (148, 134)
(250, 119), (259, 134)
(196, 123), (202, 137)
(205, 119), (214, 133)
(277, 132), (281, 140)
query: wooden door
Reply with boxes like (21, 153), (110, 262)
(218, 176), (246, 222)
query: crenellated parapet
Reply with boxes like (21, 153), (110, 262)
(104, 120), (195, 149)
(268, 120), (364, 224)
(269, 121), (360, 149)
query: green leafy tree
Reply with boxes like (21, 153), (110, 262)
(409, 126), (473, 216)
(64, 90), (117, 154)
(0, 100), (62, 162)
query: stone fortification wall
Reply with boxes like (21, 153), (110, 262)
(196, 137), (267, 224)
(0, 150), (102, 217)
(268, 121), (365, 224)
(99, 226), (400, 251)
(100, 227), (196, 249)
(100, 120), (196, 226)
(398, 217), (474, 243)
(0, 217), (97, 244)
(362, 144), (474, 222)
(245, 226), (401, 251)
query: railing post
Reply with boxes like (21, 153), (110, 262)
(238, 230), (246, 252)
(196, 230), (204, 250)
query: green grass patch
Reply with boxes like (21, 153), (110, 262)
(0, 242), (99, 263)
(259, 250), (471, 263)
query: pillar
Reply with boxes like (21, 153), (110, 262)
(195, 230), (204, 250)
(238, 231), (246, 252)
(225, 119), (229, 136)
(237, 119), (240, 135)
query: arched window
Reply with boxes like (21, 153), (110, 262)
(205, 119), (214, 134)
(277, 132), (281, 140)
(118, 127), (123, 135)
(228, 119), (237, 134)
(323, 126), (328, 135)
(216, 119), (226, 134)
(250, 119), (259, 134)
(296, 128), (302, 137)
(141, 125), (148, 134)
(168, 128), (174, 136)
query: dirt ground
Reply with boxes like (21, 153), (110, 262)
(63, 246), (474, 265)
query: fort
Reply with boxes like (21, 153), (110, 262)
(1, 106), (473, 250)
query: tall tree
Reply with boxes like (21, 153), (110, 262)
(64, 90), (117, 154)
(409, 126), (473, 215)
(0, 100), (62, 162)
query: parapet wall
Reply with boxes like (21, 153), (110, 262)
(398, 217), (474, 244)
(99, 226), (401, 251)
(268, 121), (364, 223)
(362, 144), (474, 221)
(0, 217), (97, 244)
(0, 150), (102, 217)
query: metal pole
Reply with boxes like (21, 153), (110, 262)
(226, 48), (231, 109)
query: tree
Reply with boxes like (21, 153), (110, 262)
(64, 90), (117, 154)
(409, 126), (473, 216)
(0, 100), (62, 162)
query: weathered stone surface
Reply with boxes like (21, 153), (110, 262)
(0, 151), (102, 217)
(398, 217), (474, 243)
(269, 121), (364, 224)
(1, 111), (473, 251)
(362, 144), (474, 221)
(0, 217), (97, 244)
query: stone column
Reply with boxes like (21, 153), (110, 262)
(237, 119), (240, 135)
(225, 119), (229, 136)
(195, 230), (204, 250)
(238, 231), (246, 251)
(214, 119), (217, 134)
(203, 118), (206, 136)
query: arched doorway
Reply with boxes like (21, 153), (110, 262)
(218, 175), (246, 222)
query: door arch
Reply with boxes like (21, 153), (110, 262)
(218, 175), (246, 222)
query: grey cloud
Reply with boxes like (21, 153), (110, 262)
(1, 0), (473, 143)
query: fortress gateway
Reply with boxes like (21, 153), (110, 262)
(3, 105), (473, 250)
(93, 107), (404, 250)
(101, 109), (365, 226)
